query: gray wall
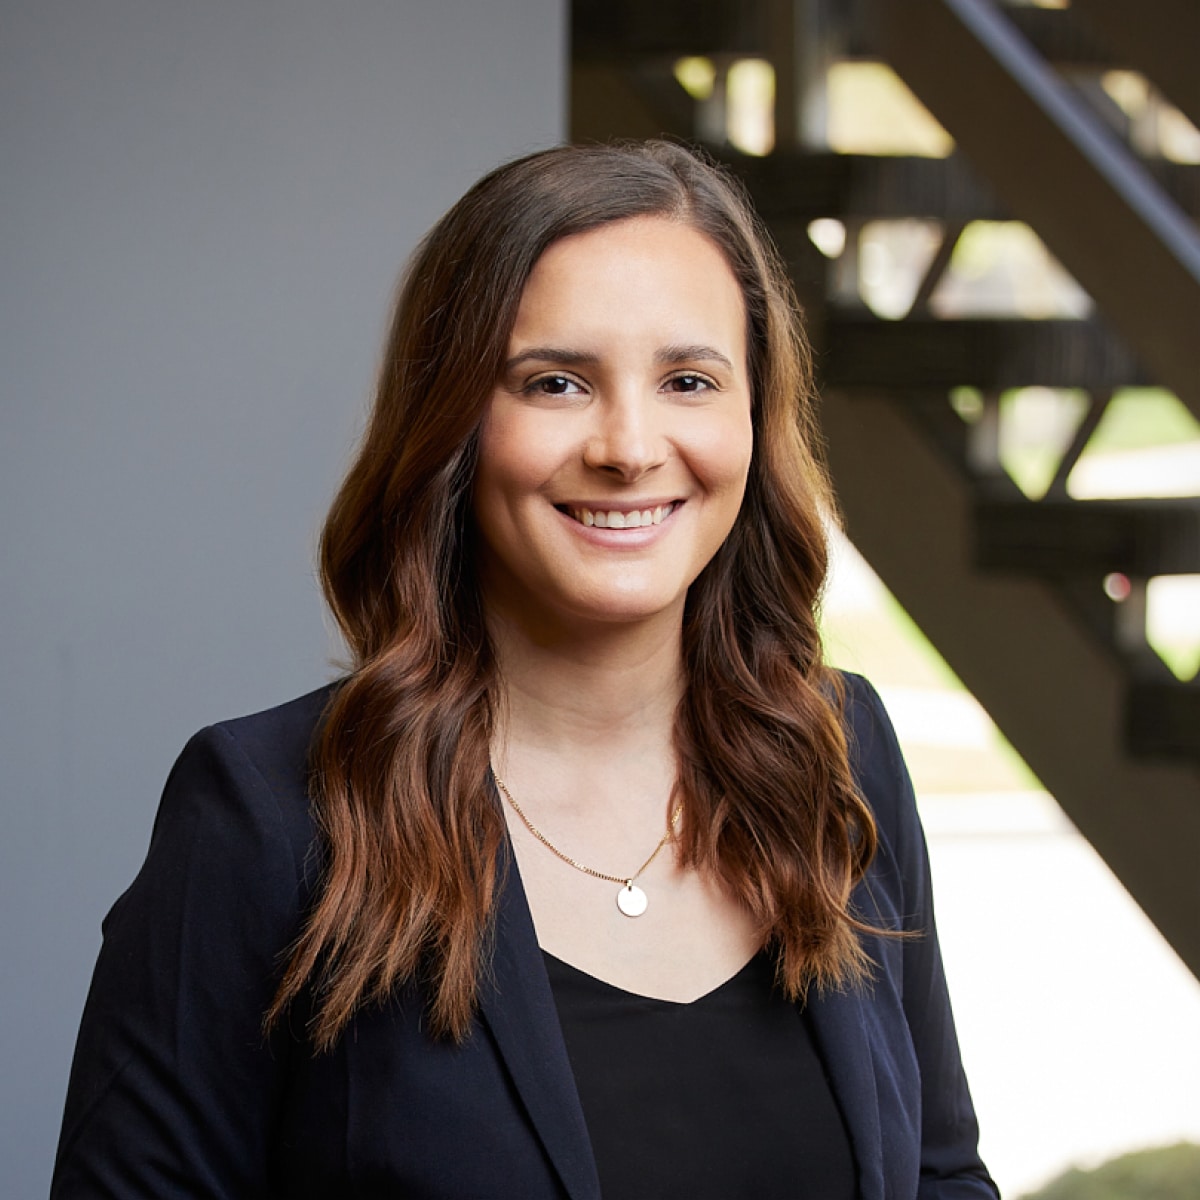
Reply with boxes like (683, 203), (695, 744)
(0, 2), (564, 1190)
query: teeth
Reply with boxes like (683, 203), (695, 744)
(571, 504), (674, 528)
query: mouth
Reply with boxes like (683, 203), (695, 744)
(559, 502), (679, 529)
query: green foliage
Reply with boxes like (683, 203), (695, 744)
(1088, 389), (1200, 453)
(1020, 1143), (1200, 1200)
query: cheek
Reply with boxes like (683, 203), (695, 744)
(690, 411), (754, 495)
(471, 414), (520, 559)
(474, 417), (535, 512)
(475, 405), (570, 500)
(474, 408), (516, 491)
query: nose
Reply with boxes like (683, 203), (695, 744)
(582, 392), (667, 482)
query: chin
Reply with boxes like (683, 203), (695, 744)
(558, 586), (690, 628)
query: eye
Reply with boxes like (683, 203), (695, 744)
(664, 373), (716, 394)
(525, 374), (584, 397)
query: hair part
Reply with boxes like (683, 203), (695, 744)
(268, 140), (878, 1049)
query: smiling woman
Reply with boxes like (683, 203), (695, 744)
(52, 142), (997, 1199)
(475, 216), (753, 633)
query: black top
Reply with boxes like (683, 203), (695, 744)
(544, 949), (858, 1200)
(52, 677), (997, 1198)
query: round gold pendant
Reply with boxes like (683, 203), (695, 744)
(616, 881), (648, 917)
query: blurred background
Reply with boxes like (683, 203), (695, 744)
(573, 0), (1200, 1191)
(3, 1), (1197, 1196)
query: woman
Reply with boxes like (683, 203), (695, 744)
(53, 141), (997, 1198)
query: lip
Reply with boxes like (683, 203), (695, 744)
(554, 499), (684, 544)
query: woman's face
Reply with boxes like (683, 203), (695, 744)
(473, 215), (754, 635)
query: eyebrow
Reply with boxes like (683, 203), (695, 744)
(504, 348), (600, 372)
(657, 343), (735, 371)
(503, 344), (735, 373)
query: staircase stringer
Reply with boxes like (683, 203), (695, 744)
(876, 0), (1200, 422)
(1070, 0), (1200, 133)
(821, 386), (1200, 979)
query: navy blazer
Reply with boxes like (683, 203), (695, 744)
(53, 674), (997, 1199)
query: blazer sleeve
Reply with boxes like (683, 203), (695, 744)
(846, 675), (999, 1199)
(51, 720), (316, 1199)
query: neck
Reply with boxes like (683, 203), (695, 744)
(492, 610), (683, 741)
(487, 604), (684, 784)
(486, 604), (689, 894)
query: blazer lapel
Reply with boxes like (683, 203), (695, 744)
(478, 853), (602, 1200)
(806, 984), (886, 1200)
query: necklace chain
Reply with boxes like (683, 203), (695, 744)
(492, 773), (681, 888)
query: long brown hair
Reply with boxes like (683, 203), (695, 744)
(269, 141), (878, 1049)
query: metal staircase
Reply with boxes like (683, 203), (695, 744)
(573, 0), (1200, 978)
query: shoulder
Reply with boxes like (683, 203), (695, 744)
(195, 682), (335, 778)
(830, 670), (928, 929)
(117, 684), (340, 934)
(833, 670), (912, 832)
(54, 685), (341, 1191)
(828, 678), (999, 1196)
(95, 682), (343, 1024)
(164, 685), (336, 842)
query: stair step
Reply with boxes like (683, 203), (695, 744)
(574, 0), (764, 61)
(576, 1), (1117, 69)
(820, 315), (1147, 391)
(975, 496), (1200, 576)
(738, 153), (1003, 223)
(863, 5), (1120, 70)
(736, 152), (1199, 225)
(1128, 679), (1200, 760)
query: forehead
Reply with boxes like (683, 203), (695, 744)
(510, 217), (747, 360)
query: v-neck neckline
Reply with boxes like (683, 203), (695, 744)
(541, 947), (766, 1008)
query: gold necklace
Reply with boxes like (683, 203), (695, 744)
(492, 773), (682, 918)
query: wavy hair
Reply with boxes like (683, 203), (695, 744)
(268, 141), (878, 1049)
